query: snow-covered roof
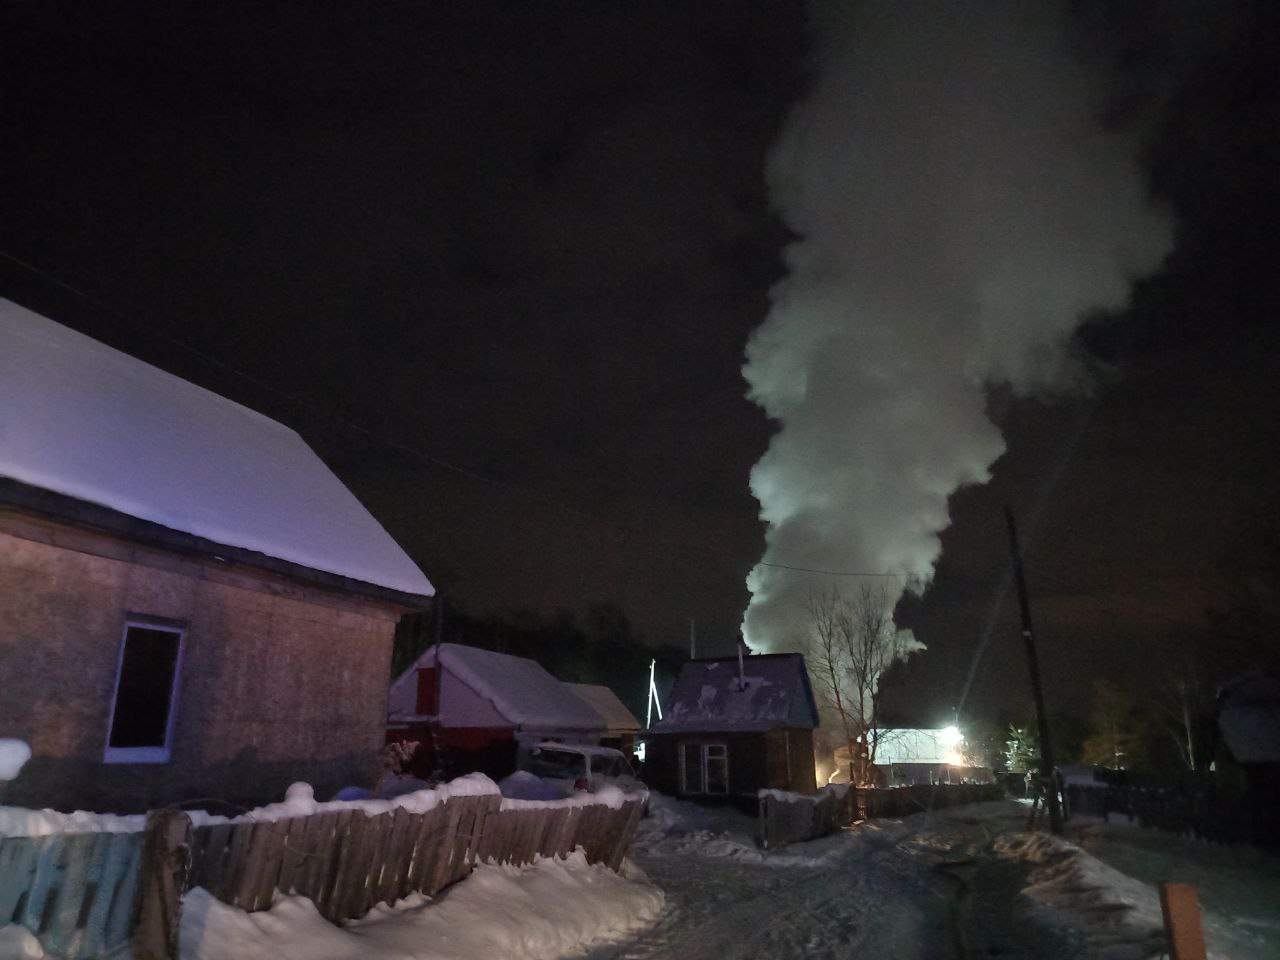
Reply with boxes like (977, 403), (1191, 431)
(0, 300), (432, 599)
(568, 684), (640, 734)
(1217, 672), (1280, 765)
(650, 653), (819, 733)
(397, 644), (604, 731)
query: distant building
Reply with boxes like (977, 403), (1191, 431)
(386, 643), (606, 780)
(871, 728), (991, 786)
(0, 300), (434, 812)
(643, 652), (819, 800)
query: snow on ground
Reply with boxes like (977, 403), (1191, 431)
(592, 794), (1280, 960)
(6, 784), (1276, 960)
(180, 850), (664, 960)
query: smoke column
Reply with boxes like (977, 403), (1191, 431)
(742, 2), (1173, 652)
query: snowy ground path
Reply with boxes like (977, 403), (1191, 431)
(589, 800), (1060, 960)
(592, 797), (1280, 960)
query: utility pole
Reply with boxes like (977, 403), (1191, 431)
(1004, 506), (1063, 834)
(689, 619), (696, 660)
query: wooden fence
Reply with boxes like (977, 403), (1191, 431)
(0, 830), (143, 960)
(759, 782), (1002, 850)
(1, 792), (646, 960)
(1064, 783), (1271, 847)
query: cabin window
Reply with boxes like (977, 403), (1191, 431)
(104, 619), (184, 763)
(705, 744), (728, 793)
(679, 742), (729, 795)
(416, 666), (439, 714)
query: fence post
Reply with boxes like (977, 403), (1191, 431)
(1160, 883), (1207, 960)
(132, 810), (192, 960)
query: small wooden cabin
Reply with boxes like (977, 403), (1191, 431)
(644, 652), (819, 801)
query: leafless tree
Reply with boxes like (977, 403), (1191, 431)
(1152, 639), (1207, 771)
(805, 584), (924, 785)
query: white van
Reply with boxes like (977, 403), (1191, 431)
(521, 741), (645, 797)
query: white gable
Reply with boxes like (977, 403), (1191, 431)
(0, 300), (433, 598)
(568, 684), (640, 733)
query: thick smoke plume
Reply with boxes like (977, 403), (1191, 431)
(742, 2), (1172, 652)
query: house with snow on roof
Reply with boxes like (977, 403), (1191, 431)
(0, 300), (434, 812)
(386, 643), (607, 780)
(644, 652), (819, 801)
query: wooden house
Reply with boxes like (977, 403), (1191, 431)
(0, 300), (434, 812)
(386, 643), (605, 780)
(644, 652), (819, 800)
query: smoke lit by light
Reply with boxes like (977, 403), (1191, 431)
(741, 1), (1172, 651)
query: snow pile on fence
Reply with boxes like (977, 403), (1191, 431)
(180, 849), (664, 960)
(0, 773), (645, 840)
(0, 924), (44, 960)
(0, 740), (31, 782)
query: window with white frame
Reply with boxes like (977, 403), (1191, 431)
(104, 619), (185, 763)
(678, 742), (729, 795)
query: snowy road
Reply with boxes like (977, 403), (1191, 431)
(589, 797), (1280, 960)
(586, 800), (1065, 960)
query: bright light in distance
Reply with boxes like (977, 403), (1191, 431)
(940, 725), (963, 766)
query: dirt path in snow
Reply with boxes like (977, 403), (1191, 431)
(591, 801), (1090, 960)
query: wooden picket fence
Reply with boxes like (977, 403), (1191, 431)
(758, 782), (1002, 850)
(0, 792), (646, 960)
(0, 830), (143, 959)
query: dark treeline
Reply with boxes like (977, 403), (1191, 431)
(392, 599), (689, 725)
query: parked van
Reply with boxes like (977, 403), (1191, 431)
(521, 741), (645, 798)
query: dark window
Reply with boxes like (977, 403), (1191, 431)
(106, 623), (182, 759)
(705, 744), (729, 794)
(416, 666), (439, 714)
(679, 742), (729, 794)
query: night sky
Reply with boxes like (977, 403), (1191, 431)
(3, 2), (1277, 725)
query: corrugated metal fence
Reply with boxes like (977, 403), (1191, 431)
(758, 782), (1002, 850)
(0, 792), (645, 959)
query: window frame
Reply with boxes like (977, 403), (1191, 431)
(678, 741), (729, 795)
(703, 743), (729, 795)
(103, 616), (186, 764)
